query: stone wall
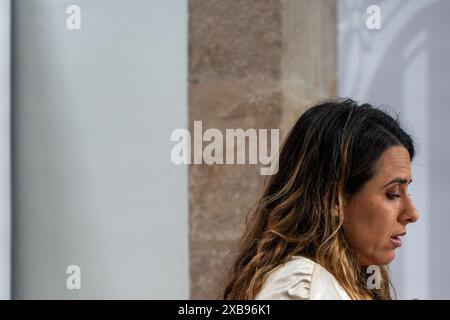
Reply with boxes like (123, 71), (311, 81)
(188, 0), (337, 299)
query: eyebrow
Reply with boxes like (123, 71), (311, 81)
(383, 178), (413, 188)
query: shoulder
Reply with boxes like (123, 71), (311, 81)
(255, 256), (351, 300)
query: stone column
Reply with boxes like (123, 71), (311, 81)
(188, 0), (337, 299)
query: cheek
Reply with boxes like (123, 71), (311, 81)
(344, 198), (394, 249)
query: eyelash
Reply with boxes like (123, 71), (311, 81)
(387, 194), (401, 200)
(387, 193), (412, 200)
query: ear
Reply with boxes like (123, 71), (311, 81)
(333, 190), (348, 217)
(332, 204), (340, 217)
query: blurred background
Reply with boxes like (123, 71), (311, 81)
(0, 0), (449, 299)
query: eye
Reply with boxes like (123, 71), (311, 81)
(387, 193), (401, 200)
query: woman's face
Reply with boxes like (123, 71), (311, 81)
(343, 146), (419, 266)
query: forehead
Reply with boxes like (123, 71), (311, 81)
(372, 146), (412, 185)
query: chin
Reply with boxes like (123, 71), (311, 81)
(361, 250), (396, 266)
(374, 250), (396, 265)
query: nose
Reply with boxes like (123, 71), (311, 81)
(399, 196), (420, 224)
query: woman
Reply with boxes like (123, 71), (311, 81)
(223, 98), (419, 300)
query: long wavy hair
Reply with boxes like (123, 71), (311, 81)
(223, 98), (415, 300)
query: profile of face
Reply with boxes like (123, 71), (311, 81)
(343, 145), (420, 266)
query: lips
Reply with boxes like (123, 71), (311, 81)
(390, 236), (402, 248)
(390, 232), (406, 248)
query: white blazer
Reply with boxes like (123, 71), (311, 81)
(255, 256), (352, 300)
